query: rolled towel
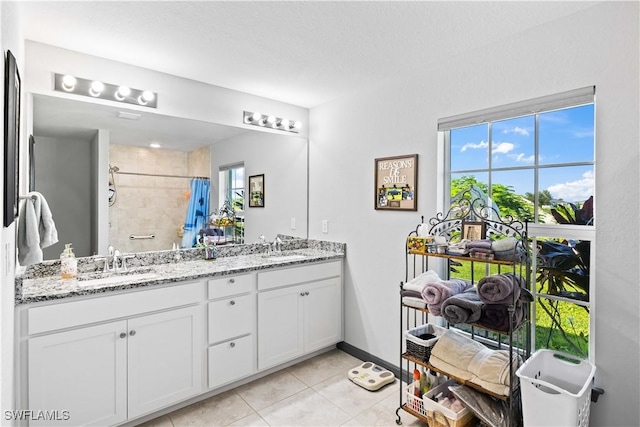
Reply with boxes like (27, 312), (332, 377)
(478, 302), (526, 333)
(477, 273), (524, 305)
(441, 287), (483, 324)
(491, 237), (517, 252)
(421, 278), (472, 305)
(402, 270), (442, 293)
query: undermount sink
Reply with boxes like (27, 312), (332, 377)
(75, 269), (158, 286)
(262, 253), (307, 262)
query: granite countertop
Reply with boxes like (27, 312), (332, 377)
(16, 239), (345, 305)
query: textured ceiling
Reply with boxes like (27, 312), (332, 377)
(20, 1), (600, 109)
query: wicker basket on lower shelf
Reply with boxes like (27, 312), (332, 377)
(404, 323), (447, 362)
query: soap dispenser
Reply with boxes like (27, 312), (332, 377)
(60, 243), (78, 279)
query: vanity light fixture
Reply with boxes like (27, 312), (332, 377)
(53, 73), (158, 108)
(61, 75), (77, 92)
(243, 111), (301, 133)
(115, 85), (131, 101)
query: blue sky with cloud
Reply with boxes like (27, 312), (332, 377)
(450, 104), (594, 203)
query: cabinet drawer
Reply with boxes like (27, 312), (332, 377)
(257, 261), (342, 291)
(208, 295), (253, 344)
(27, 281), (205, 335)
(207, 274), (253, 299)
(208, 335), (254, 389)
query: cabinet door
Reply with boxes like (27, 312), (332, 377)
(127, 305), (204, 419)
(28, 321), (128, 426)
(257, 285), (304, 370)
(303, 277), (343, 353)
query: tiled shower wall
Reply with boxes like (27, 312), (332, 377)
(109, 145), (210, 253)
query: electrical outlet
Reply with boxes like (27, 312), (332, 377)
(290, 217), (296, 230)
(322, 220), (328, 233)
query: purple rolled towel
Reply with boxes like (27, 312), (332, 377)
(477, 273), (524, 305)
(421, 278), (473, 305)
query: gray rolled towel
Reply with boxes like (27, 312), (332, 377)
(441, 287), (483, 324)
(477, 273), (524, 305)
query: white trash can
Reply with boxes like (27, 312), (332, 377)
(516, 349), (596, 427)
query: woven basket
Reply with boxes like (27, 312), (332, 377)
(404, 324), (447, 362)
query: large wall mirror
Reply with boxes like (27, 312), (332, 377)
(31, 94), (308, 260)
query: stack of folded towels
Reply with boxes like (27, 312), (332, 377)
(491, 237), (523, 262)
(466, 239), (494, 260)
(429, 330), (521, 397)
(401, 270), (442, 309)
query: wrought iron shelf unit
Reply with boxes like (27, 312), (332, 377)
(396, 188), (531, 427)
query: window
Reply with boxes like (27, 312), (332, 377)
(439, 87), (595, 360)
(218, 164), (245, 243)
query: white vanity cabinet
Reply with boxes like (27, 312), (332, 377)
(257, 261), (343, 370)
(206, 274), (255, 389)
(22, 281), (205, 426)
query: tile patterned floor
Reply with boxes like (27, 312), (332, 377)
(137, 349), (426, 427)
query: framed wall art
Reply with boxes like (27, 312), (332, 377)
(248, 174), (264, 207)
(4, 50), (21, 227)
(374, 154), (417, 211)
(462, 220), (486, 241)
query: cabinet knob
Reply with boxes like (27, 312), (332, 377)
(229, 342), (236, 348)
(229, 278), (235, 284)
(129, 330), (136, 336)
(120, 332), (127, 339)
(305, 291), (310, 296)
(230, 300), (236, 306)
(300, 292), (305, 296)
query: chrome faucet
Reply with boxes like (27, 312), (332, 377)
(259, 235), (272, 254)
(272, 236), (283, 253)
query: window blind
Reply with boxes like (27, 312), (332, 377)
(438, 86), (595, 131)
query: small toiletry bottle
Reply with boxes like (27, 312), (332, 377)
(60, 243), (78, 279)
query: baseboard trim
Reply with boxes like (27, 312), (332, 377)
(337, 341), (411, 383)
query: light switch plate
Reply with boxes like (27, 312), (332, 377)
(290, 218), (296, 230)
(322, 220), (328, 233)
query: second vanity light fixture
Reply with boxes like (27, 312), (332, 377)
(243, 111), (301, 133)
(54, 73), (158, 108)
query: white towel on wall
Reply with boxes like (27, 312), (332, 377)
(17, 192), (59, 266)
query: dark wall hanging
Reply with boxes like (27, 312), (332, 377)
(4, 50), (21, 227)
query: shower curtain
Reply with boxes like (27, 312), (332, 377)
(181, 178), (210, 248)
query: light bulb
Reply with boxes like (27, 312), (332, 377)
(61, 75), (76, 91)
(138, 90), (155, 105)
(115, 86), (131, 101)
(89, 80), (105, 97)
(279, 119), (290, 129)
(266, 115), (276, 125)
(291, 121), (302, 130)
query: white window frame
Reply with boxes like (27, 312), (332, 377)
(437, 87), (596, 362)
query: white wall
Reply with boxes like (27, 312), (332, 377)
(308, 2), (639, 425)
(0, 2), (22, 424)
(25, 41), (309, 139)
(211, 131), (308, 243)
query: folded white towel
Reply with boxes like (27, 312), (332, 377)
(17, 192), (59, 266)
(402, 270), (442, 292)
